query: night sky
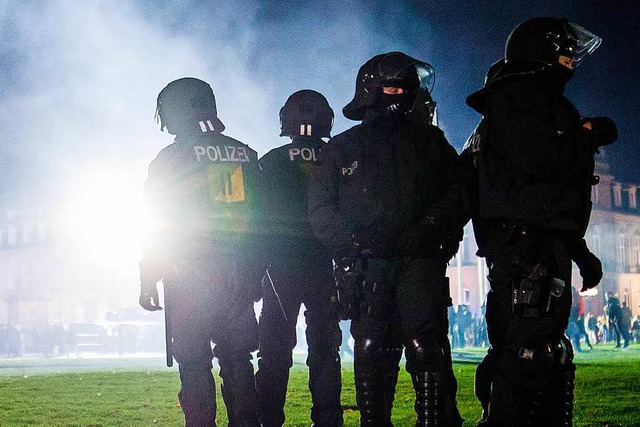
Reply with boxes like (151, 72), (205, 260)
(0, 0), (638, 206)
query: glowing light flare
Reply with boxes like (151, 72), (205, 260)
(57, 169), (146, 267)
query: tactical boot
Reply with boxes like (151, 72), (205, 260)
(412, 371), (444, 427)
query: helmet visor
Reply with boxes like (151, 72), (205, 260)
(415, 63), (435, 93)
(565, 21), (602, 67)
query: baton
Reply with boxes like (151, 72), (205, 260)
(163, 281), (173, 367)
(265, 268), (288, 322)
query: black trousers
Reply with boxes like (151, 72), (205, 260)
(169, 255), (260, 427)
(351, 257), (462, 426)
(255, 262), (343, 427)
(480, 228), (575, 427)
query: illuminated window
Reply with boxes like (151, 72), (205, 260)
(618, 233), (629, 268)
(629, 187), (637, 209)
(613, 184), (622, 207)
(592, 185), (600, 205)
(634, 234), (640, 267)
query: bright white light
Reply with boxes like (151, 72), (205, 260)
(58, 167), (145, 267)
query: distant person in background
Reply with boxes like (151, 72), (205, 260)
(606, 292), (630, 348)
(631, 315), (640, 344)
(448, 305), (458, 349)
(598, 316), (609, 343)
(621, 301), (632, 339)
(576, 311), (593, 350)
(456, 305), (472, 349)
(568, 287), (592, 352)
(586, 313), (599, 344)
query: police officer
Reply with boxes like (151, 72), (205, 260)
(309, 52), (465, 427)
(255, 90), (343, 427)
(462, 17), (617, 426)
(139, 77), (262, 427)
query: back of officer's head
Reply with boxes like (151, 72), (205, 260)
(279, 90), (334, 139)
(156, 77), (225, 136)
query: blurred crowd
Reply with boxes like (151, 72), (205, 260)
(445, 290), (640, 352)
(0, 321), (165, 358)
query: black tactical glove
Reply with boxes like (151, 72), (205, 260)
(581, 116), (618, 149)
(571, 239), (603, 292)
(139, 281), (162, 311)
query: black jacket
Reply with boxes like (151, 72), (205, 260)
(259, 136), (332, 269)
(308, 116), (464, 259)
(140, 132), (261, 286)
(464, 70), (596, 236)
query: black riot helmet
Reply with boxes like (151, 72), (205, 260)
(155, 77), (225, 136)
(343, 52), (436, 122)
(279, 90), (334, 138)
(505, 17), (601, 71)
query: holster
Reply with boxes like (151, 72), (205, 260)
(512, 262), (565, 318)
(334, 257), (364, 320)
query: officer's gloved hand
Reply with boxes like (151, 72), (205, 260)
(571, 239), (603, 292)
(581, 116), (618, 149)
(139, 281), (163, 311)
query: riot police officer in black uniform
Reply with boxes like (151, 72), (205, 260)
(139, 77), (262, 427)
(309, 52), (465, 427)
(255, 90), (343, 427)
(462, 18), (616, 426)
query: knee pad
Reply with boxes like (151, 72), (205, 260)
(405, 336), (446, 372)
(354, 337), (382, 364)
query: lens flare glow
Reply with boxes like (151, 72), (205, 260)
(58, 168), (145, 268)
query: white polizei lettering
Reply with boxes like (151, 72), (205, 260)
(300, 148), (313, 161)
(194, 146), (207, 161)
(307, 125), (312, 136)
(195, 145), (252, 162)
(206, 120), (215, 131)
(199, 121), (207, 132)
(217, 146), (228, 161)
(289, 147), (300, 161)
(206, 146), (219, 161)
(299, 125), (305, 136)
(236, 146), (249, 162)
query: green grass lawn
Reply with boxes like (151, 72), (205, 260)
(0, 344), (638, 426)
